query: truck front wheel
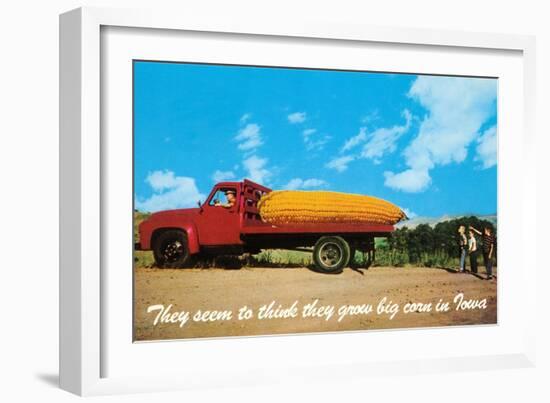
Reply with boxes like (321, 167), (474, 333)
(312, 236), (351, 274)
(153, 230), (195, 268)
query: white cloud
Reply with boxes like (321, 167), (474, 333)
(401, 207), (417, 219)
(145, 170), (185, 192)
(384, 168), (431, 193)
(288, 112), (307, 124)
(385, 76), (497, 192)
(302, 128), (330, 152)
(361, 110), (381, 125)
(136, 170), (205, 212)
(306, 136), (331, 152)
(235, 123), (262, 151)
(341, 128), (367, 153)
(337, 110), (411, 165)
(243, 155), (272, 184)
(233, 118), (273, 185)
(475, 125), (497, 169)
(240, 113), (251, 123)
(284, 178), (328, 190)
(212, 170), (236, 182)
(361, 110), (412, 162)
(325, 155), (355, 173)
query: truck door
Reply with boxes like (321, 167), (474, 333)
(195, 186), (242, 246)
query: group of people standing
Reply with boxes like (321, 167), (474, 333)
(458, 225), (495, 280)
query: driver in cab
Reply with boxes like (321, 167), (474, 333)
(214, 189), (236, 208)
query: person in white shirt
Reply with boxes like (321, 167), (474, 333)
(468, 229), (478, 274)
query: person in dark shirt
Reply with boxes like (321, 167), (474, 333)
(471, 226), (495, 280)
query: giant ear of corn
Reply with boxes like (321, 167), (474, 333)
(257, 190), (406, 225)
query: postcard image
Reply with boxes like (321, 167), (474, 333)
(133, 61), (497, 341)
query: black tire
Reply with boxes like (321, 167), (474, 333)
(153, 230), (195, 268)
(312, 236), (351, 274)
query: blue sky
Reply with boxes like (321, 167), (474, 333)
(134, 61), (497, 217)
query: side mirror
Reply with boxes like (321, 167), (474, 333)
(197, 200), (203, 212)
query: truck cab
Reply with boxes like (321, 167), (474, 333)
(137, 180), (270, 267)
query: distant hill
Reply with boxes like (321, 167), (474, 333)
(396, 214), (497, 229)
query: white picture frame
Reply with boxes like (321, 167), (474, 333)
(60, 6), (537, 396)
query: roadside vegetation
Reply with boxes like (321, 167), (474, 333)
(377, 216), (496, 268)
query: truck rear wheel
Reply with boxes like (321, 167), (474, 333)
(153, 230), (195, 268)
(312, 236), (351, 274)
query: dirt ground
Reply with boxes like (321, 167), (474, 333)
(134, 265), (497, 341)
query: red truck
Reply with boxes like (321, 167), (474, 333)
(136, 179), (396, 273)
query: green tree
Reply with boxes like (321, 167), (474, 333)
(381, 216), (496, 267)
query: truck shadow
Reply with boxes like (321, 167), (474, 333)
(347, 261), (373, 276)
(189, 254), (376, 275)
(304, 260), (373, 276)
(194, 255), (308, 271)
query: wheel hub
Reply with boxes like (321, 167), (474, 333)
(163, 240), (184, 261)
(319, 242), (343, 268)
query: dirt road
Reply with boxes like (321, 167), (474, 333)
(134, 266), (497, 341)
